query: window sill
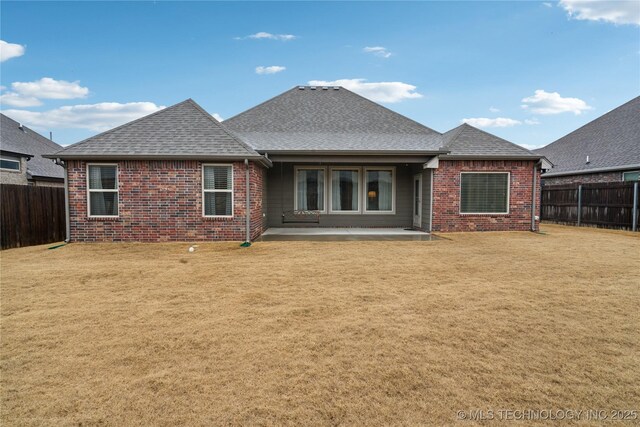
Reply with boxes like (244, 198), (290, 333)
(203, 216), (235, 220)
(87, 216), (120, 221)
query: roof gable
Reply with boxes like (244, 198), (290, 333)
(0, 113), (64, 179)
(51, 99), (260, 159)
(441, 123), (537, 158)
(535, 96), (640, 175)
(224, 86), (443, 152)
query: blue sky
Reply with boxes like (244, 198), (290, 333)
(1, 1), (638, 148)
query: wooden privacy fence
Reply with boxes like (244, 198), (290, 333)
(541, 181), (639, 231)
(1, 184), (66, 249)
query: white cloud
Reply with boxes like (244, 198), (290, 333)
(363, 46), (392, 58)
(255, 65), (286, 75)
(462, 117), (522, 128)
(211, 113), (223, 121)
(307, 78), (423, 103)
(489, 106), (500, 113)
(11, 77), (89, 99)
(559, 0), (640, 25)
(524, 118), (541, 125)
(521, 90), (592, 115)
(0, 40), (25, 62)
(236, 32), (296, 41)
(0, 92), (42, 107)
(543, 2), (553, 7)
(3, 102), (165, 132)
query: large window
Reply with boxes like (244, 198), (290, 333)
(460, 172), (509, 214)
(623, 171), (640, 181)
(295, 167), (325, 212)
(364, 167), (394, 213)
(87, 164), (118, 217)
(330, 168), (360, 213)
(0, 157), (20, 171)
(203, 165), (233, 217)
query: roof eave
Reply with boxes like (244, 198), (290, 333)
(256, 149), (450, 156)
(439, 154), (543, 161)
(542, 163), (640, 177)
(42, 153), (273, 167)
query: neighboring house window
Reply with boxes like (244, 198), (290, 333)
(330, 168), (360, 213)
(623, 171), (640, 181)
(460, 172), (510, 214)
(295, 167), (325, 212)
(203, 165), (233, 217)
(364, 167), (395, 213)
(0, 157), (20, 171)
(87, 164), (118, 217)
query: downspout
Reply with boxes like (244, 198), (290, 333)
(58, 158), (71, 243)
(531, 162), (537, 232)
(429, 169), (434, 233)
(244, 159), (251, 245)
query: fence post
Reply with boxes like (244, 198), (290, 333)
(577, 184), (582, 226)
(633, 181), (638, 232)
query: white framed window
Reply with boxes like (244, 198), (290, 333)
(0, 157), (20, 172)
(294, 166), (326, 212)
(363, 167), (395, 214)
(87, 164), (119, 217)
(460, 172), (510, 214)
(329, 167), (361, 214)
(623, 171), (640, 181)
(202, 164), (233, 217)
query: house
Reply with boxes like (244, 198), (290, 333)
(534, 96), (640, 185)
(45, 86), (549, 242)
(1, 113), (65, 187)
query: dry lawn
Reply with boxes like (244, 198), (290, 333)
(1, 225), (639, 425)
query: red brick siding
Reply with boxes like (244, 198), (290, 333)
(432, 160), (540, 232)
(67, 160), (265, 242)
(542, 171), (623, 185)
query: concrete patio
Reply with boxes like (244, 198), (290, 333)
(256, 228), (439, 241)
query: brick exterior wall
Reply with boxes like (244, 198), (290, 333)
(432, 160), (541, 232)
(542, 171), (623, 185)
(67, 160), (265, 242)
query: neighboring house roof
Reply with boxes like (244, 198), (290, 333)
(223, 86), (445, 153)
(1, 113), (64, 180)
(47, 99), (268, 164)
(534, 96), (640, 177)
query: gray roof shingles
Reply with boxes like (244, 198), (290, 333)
(441, 123), (539, 158)
(40, 86), (542, 162)
(223, 86), (444, 152)
(49, 99), (261, 159)
(1, 113), (64, 180)
(534, 96), (640, 176)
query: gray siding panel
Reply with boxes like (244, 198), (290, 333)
(266, 163), (414, 228)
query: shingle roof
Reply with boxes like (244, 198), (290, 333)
(49, 99), (263, 160)
(1, 113), (64, 180)
(441, 123), (539, 159)
(223, 86), (444, 152)
(534, 96), (640, 176)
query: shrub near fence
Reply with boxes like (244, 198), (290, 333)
(541, 181), (639, 231)
(1, 184), (66, 249)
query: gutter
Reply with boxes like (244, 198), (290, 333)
(254, 149), (450, 156)
(542, 163), (640, 178)
(42, 153), (273, 168)
(245, 159), (251, 244)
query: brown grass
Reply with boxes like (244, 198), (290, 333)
(1, 225), (639, 425)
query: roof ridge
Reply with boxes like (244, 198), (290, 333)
(53, 99), (193, 155)
(337, 86), (442, 136)
(185, 99), (259, 155)
(537, 95), (640, 151)
(455, 123), (535, 155)
(224, 86), (299, 124)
